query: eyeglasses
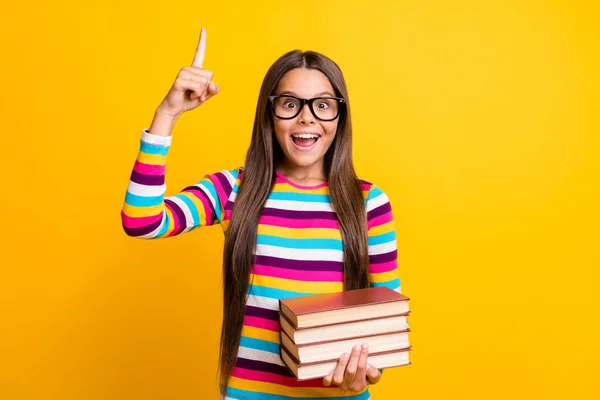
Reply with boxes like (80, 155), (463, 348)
(269, 95), (345, 121)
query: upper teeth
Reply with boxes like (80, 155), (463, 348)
(293, 134), (319, 139)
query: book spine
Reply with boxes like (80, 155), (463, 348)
(294, 328), (411, 348)
(279, 310), (410, 331)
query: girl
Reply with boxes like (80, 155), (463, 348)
(121, 28), (403, 399)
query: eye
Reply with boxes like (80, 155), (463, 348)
(316, 100), (331, 109)
(283, 100), (297, 109)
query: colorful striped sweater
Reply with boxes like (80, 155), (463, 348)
(121, 129), (404, 399)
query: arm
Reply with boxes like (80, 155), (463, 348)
(366, 184), (401, 292)
(121, 128), (238, 239)
(323, 183), (401, 389)
(365, 183), (404, 377)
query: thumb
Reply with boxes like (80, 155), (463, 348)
(322, 369), (334, 387)
(208, 81), (220, 94)
(201, 81), (220, 102)
(366, 364), (381, 385)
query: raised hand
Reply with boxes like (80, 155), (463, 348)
(322, 343), (382, 392)
(157, 27), (220, 119)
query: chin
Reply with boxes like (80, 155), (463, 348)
(284, 150), (322, 167)
(287, 157), (319, 169)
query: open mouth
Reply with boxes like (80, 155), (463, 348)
(291, 133), (321, 149)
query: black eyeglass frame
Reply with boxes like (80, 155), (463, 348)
(268, 94), (345, 121)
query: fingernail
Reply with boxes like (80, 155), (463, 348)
(362, 343), (368, 349)
(354, 345), (360, 351)
(342, 353), (349, 360)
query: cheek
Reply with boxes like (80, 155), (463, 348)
(323, 122), (338, 141)
(273, 121), (290, 145)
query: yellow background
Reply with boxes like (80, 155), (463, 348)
(1, 0), (598, 398)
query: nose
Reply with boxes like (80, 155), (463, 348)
(298, 102), (315, 124)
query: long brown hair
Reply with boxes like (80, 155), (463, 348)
(218, 50), (370, 396)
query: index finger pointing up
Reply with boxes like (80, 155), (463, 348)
(192, 27), (207, 68)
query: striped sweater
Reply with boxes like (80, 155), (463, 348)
(121, 129), (404, 399)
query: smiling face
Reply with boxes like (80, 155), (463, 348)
(272, 68), (340, 178)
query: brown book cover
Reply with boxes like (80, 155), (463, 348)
(281, 341), (412, 366)
(281, 326), (412, 348)
(279, 287), (409, 316)
(279, 307), (411, 331)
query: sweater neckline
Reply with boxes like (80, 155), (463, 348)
(274, 170), (329, 190)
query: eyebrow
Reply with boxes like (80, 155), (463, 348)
(279, 90), (335, 97)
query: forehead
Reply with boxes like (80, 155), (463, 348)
(276, 68), (335, 97)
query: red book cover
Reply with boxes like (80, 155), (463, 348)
(279, 287), (409, 316)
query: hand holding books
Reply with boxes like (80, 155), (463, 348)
(278, 287), (411, 383)
(321, 342), (382, 391)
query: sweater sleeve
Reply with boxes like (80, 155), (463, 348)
(121, 128), (239, 239)
(365, 184), (402, 293)
(365, 184), (404, 377)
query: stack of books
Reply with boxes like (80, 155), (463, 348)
(278, 286), (411, 380)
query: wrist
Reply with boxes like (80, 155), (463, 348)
(155, 104), (181, 121)
(149, 108), (178, 137)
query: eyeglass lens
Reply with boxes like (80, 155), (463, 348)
(273, 96), (339, 120)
